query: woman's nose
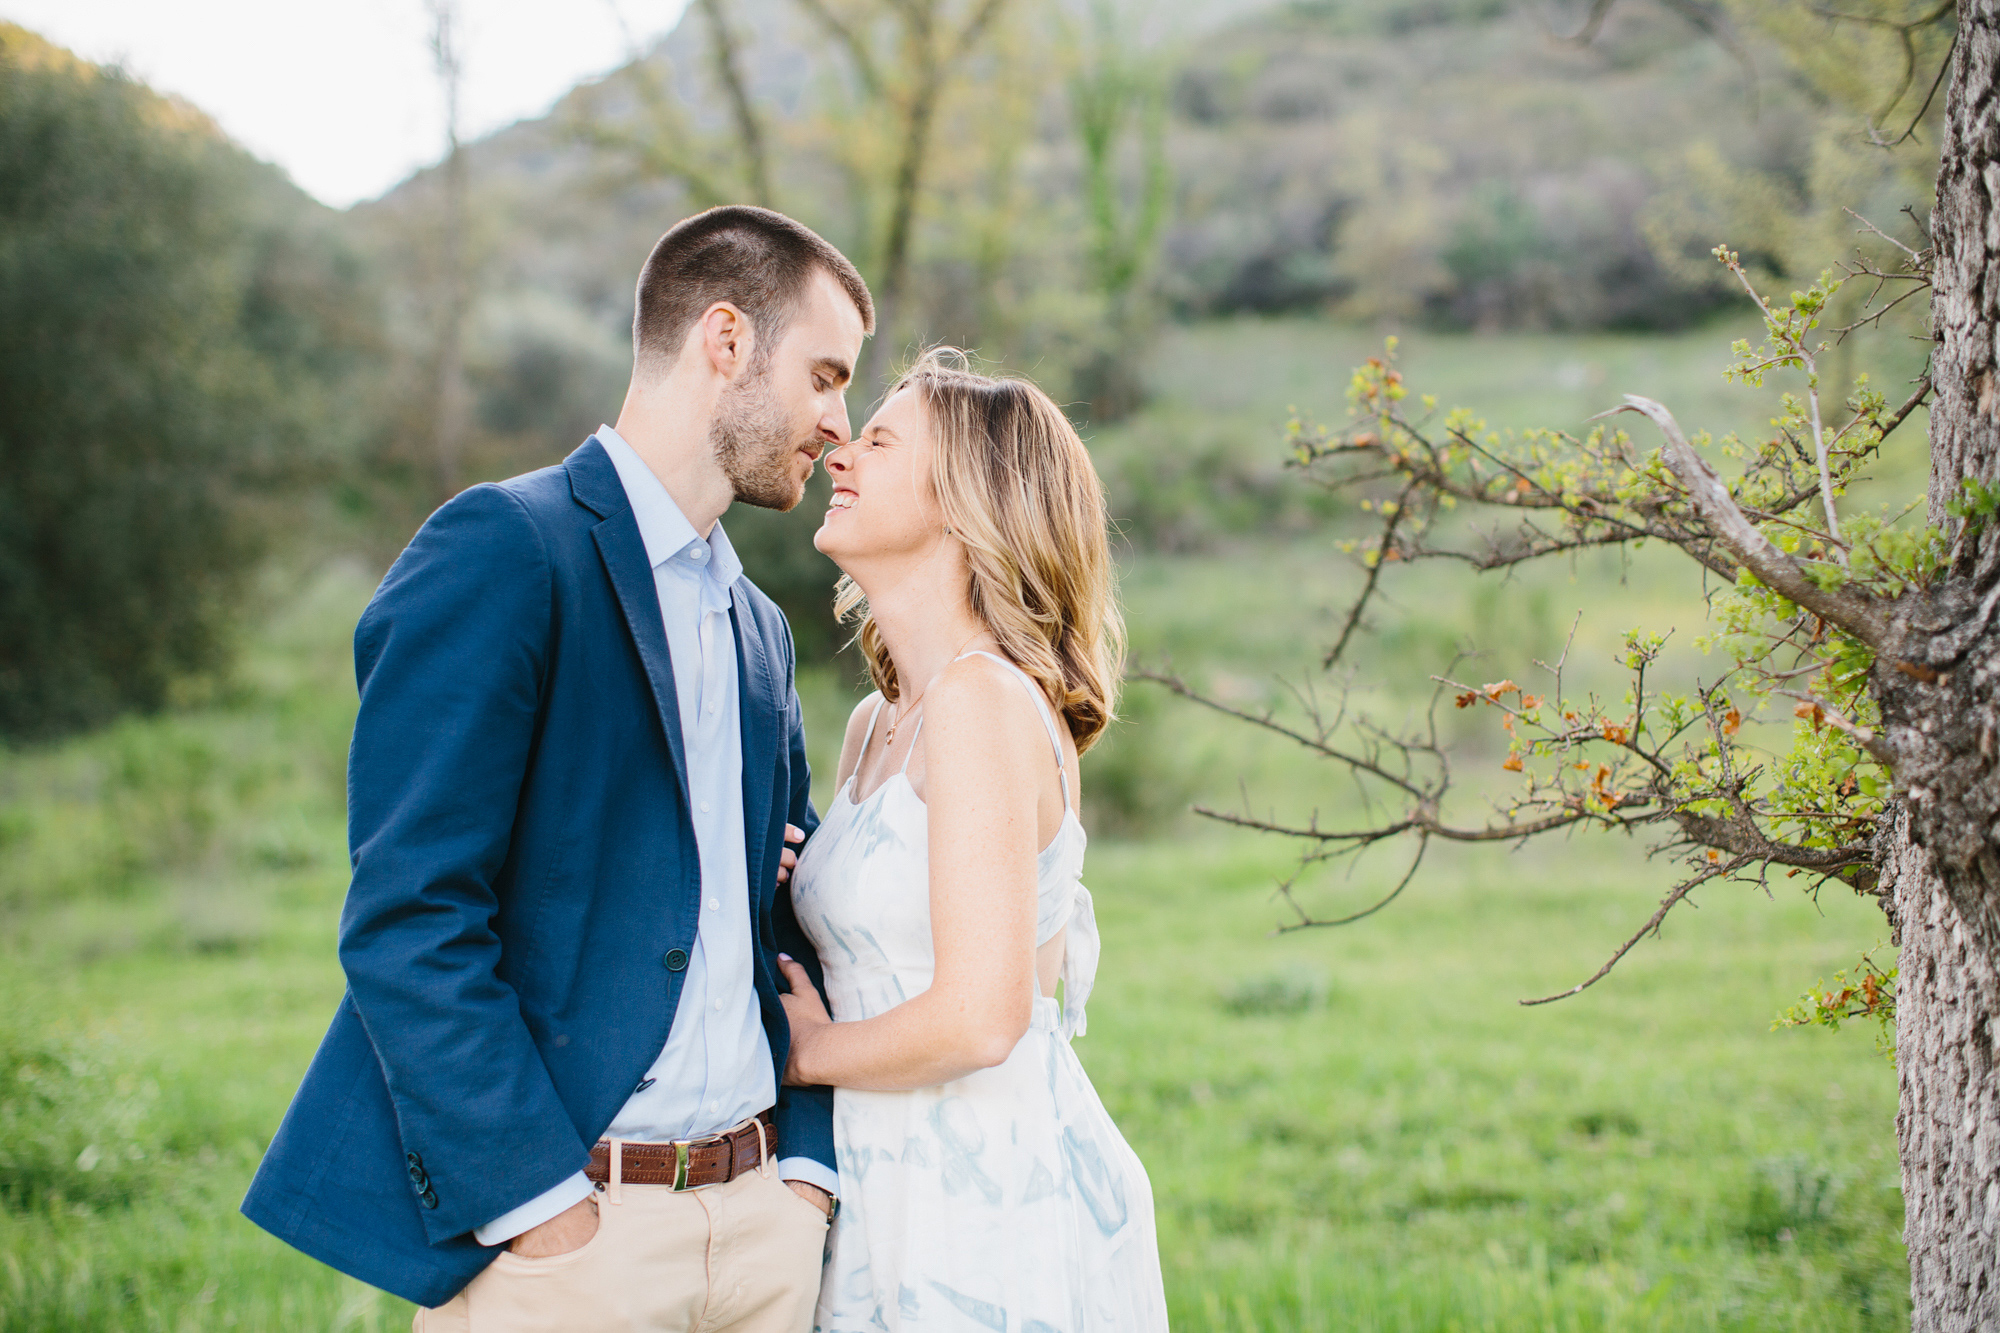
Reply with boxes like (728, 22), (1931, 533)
(824, 443), (853, 474)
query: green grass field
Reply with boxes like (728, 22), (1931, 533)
(0, 319), (1912, 1329)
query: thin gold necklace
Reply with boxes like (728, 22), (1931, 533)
(887, 632), (987, 743)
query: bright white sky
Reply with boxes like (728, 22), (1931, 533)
(2, 0), (691, 208)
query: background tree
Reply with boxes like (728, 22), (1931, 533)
(1067, 0), (1170, 421)
(795, 0), (1012, 389)
(0, 25), (373, 740)
(423, 0), (473, 504)
(568, 0), (775, 209)
(1143, 1), (2000, 1320)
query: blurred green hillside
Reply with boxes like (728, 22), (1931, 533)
(2, 0), (1942, 704)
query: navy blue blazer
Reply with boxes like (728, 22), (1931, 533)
(241, 437), (832, 1307)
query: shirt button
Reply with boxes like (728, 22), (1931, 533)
(689, 546), (707, 561)
(713, 999), (724, 1012)
(706, 703), (718, 715)
(708, 897), (719, 911)
(699, 801), (711, 813)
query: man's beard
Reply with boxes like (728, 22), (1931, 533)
(711, 366), (808, 512)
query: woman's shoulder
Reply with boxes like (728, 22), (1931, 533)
(841, 691), (885, 746)
(925, 654), (1057, 745)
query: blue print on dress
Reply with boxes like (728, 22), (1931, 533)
(929, 1281), (1008, 1331)
(932, 1097), (1003, 1205)
(1061, 1125), (1129, 1236)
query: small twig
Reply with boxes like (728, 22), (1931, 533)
(1276, 835), (1431, 932)
(1843, 206), (1925, 264)
(1773, 690), (1896, 765)
(1521, 857), (1741, 1005)
(1867, 29), (1957, 148)
(1326, 480), (1419, 668)
(1137, 669), (1430, 799)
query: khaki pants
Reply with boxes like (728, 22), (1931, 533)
(414, 1167), (828, 1333)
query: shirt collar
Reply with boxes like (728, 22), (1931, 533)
(596, 425), (744, 591)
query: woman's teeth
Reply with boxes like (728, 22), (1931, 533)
(829, 493), (856, 509)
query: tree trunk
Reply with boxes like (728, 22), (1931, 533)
(1887, 808), (2000, 1328)
(1878, 2), (2000, 1324)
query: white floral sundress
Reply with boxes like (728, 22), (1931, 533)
(791, 651), (1169, 1333)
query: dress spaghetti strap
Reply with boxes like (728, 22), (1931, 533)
(955, 650), (1069, 811)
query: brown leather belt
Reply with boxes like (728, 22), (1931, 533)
(585, 1111), (778, 1190)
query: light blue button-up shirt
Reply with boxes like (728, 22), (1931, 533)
(475, 426), (835, 1245)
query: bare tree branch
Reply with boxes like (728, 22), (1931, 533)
(695, 0), (775, 205)
(1325, 480), (1417, 668)
(1520, 857), (1740, 1005)
(1275, 835), (1431, 932)
(793, 0), (885, 96)
(1603, 395), (1892, 648)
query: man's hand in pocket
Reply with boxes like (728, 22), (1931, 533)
(509, 1196), (600, 1257)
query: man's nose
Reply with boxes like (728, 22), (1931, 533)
(821, 403), (851, 448)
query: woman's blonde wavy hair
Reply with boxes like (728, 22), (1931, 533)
(833, 348), (1125, 752)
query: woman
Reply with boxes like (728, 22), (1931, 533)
(775, 349), (1168, 1332)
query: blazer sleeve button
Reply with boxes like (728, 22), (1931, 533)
(662, 948), (689, 971)
(420, 1188), (439, 1210)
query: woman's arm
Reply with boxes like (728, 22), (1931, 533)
(778, 659), (1044, 1090)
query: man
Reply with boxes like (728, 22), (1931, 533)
(243, 206), (874, 1330)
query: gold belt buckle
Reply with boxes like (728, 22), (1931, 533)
(669, 1128), (728, 1190)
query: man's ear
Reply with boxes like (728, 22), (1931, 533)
(700, 301), (755, 381)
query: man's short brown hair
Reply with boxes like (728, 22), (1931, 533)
(632, 206), (874, 376)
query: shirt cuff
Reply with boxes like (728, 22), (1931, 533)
(776, 1156), (839, 1199)
(473, 1170), (595, 1248)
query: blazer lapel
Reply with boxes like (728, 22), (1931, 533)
(732, 590), (780, 910)
(569, 437), (692, 810)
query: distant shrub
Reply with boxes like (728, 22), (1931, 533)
(1739, 1156), (1841, 1248)
(0, 25), (375, 740)
(1219, 967), (1331, 1016)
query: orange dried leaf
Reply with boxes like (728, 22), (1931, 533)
(1705, 849), (1721, 863)
(1602, 724), (1630, 744)
(1721, 708), (1742, 736)
(1482, 679), (1519, 698)
(1455, 691), (1479, 709)
(1501, 755), (1524, 772)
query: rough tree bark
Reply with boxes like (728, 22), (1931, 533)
(1881, 2), (2000, 1324)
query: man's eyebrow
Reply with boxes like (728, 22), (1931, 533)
(812, 356), (853, 386)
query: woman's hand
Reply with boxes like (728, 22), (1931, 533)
(774, 824), (805, 886)
(776, 953), (832, 1086)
